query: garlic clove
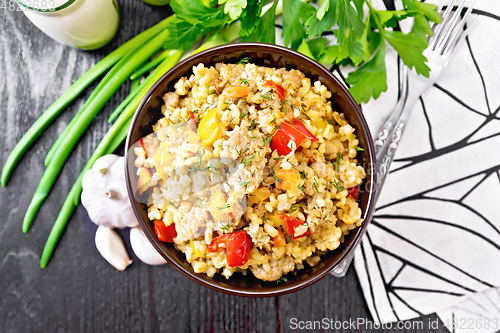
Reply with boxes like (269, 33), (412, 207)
(130, 226), (167, 266)
(95, 226), (132, 271)
(82, 155), (139, 229)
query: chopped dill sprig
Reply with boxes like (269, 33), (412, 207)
(239, 109), (248, 119)
(168, 118), (188, 129)
(188, 147), (205, 173)
(198, 196), (211, 208)
(217, 204), (230, 210)
(260, 92), (272, 100)
(236, 57), (250, 64)
(235, 180), (250, 189)
(276, 276), (288, 285)
(331, 153), (342, 173)
(331, 179), (344, 192)
(271, 164), (282, 184)
(243, 151), (257, 167)
(289, 202), (306, 213)
(312, 178), (319, 192)
(263, 135), (273, 145)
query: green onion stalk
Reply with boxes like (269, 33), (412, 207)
(7, 5), (285, 266)
(39, 23), (249, 267)
(22, 27), (174, 233)
(107, 51), (178, 124)
(0, 16), (174, 187)
(40, 51), (183, 268)
(44, 34), (176, 166)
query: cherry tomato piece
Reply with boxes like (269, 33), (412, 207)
(263, 80), (285, 101)
(208, 231), (252, 267)
(154, 220), (177, 243)
(347, 186), (359, 200)
(271, 122), (308, 156)
(226, 231), (252, 267)
(281, 215), (311, 239)
(208, 233), (232, 252)
(291, 119), (318, 142)
(139, 138), (147, 152)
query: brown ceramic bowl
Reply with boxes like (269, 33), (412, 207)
(125, 43), (376, 297)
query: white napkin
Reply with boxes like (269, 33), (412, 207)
(352, 1), (500, 330)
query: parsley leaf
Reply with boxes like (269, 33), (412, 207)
(282, 0), (316, 50)
(239, 0), (264, 37)
(302, 38), (328, 61)
(352, 0), (364, 19)
(319, 44), (350, 65)
(336, 0), (366, 65)
(402, 0), (442, 24)
(241, 0), (278, 44)
(385, 30), (430, 77)
(224, 0), (247, 20)
(377, 10), (418, 28)
(170, 1), (227, 27)
(162, 17), (207, 51)
(305, 0), (337, 38)
(346, 44), (388, 104)
(412, 13), (434, 39)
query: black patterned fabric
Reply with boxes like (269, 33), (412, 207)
(348, 1), (500, 330)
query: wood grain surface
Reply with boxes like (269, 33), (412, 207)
(0, 2), (449, 332)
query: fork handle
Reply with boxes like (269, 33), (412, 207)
(374, 84), (421, 204)
(374, 65), (409, 157)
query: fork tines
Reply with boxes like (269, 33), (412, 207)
(430, 0), (476, 55)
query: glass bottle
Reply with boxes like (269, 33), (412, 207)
(16, 0), (120, 50)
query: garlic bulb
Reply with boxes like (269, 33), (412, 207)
(81, 154), (138, 229)
(95, 226), (132, 271)
(130, 226), (167, 266)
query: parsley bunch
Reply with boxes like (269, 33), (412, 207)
(165, 0), (441, 104)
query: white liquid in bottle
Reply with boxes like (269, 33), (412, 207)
(18, 0), (120, 50)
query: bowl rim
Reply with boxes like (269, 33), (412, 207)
(125, 42), (377, 297)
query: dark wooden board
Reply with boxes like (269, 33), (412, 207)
(0, 2), (449, 332)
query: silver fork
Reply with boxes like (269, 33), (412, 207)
(373, 0), (476, 203)
(330, 0), (475, 278)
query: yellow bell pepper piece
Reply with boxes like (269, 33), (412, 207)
(190, 240), (205, 259)
(311, 120), (329, 132)
(265, 214), (284, 228)
(198, 109), (222, 146)
(248, 187), (271, 204)
(209, 190), (231, 223)
(153, 142), (173, 178)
